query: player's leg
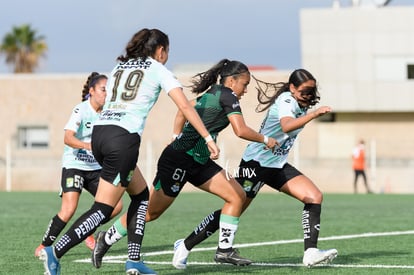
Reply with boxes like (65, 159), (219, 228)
(86, 169), (124, 219)
(94, 146), (184, 269)
(197, 169), (252, 266)
(84, 170), (123, 251)
(35, 168), (81, 257)
(173, 160), (262, 269)
(361, 171), (371, 193)
(94, 176), (176, 268)
(354, 170), (361, 194)
(40, 125), (134, 274)
(124, 165), (158, 275)
(280, 170), (337, 267)
(40, 178), (120, 275)
(93, 168), (147, 267)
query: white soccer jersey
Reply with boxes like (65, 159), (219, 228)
(62, 99), (101, 170)
(242, 91), (307, 168)
(94, 57), (182, 135)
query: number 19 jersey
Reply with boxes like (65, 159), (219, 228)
(94, 57), (182, 135)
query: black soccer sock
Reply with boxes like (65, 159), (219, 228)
(41, 215), (67, 246)
(302, 203), (321, 250)
(54, 202), (114, 258)
(184, 209), (221, 250)
(127, 187), (149, 261)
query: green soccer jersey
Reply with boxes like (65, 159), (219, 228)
(172, 84), (242, 164)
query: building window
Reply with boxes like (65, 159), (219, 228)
(407, 64), (414, 79)
(18, 126), (49, 148)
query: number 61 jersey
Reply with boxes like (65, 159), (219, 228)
(95, 57), (182, 135)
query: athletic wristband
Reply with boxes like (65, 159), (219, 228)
(172, 133), (179, 139)
(263, 135), (269, 145)
(204, 134), (213, 143)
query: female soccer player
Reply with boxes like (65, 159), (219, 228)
(39, 28), (219, 275)
(91, 59), (278, 269)
(172, 69), (338, 269)
(34, 72), (123, 257)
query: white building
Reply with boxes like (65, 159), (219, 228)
(299, 3), (414, 193)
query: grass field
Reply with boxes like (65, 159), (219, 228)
(1, 191), (413, 274)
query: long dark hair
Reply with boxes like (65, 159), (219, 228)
(81, 72), (107, 101)
(254, 69), (320, 112)
(190, 59), (250, 94)
(117, 28), (169, 62)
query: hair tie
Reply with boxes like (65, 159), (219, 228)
(84, 93), (91, 100)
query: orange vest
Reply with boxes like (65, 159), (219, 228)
(352, 146), (365, 170)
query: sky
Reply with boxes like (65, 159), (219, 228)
(0, 0), (413, 74)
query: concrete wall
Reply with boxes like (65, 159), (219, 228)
(300, 6), (414, 112)
(1, 70), (413, 194)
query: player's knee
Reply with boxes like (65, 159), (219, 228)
(228, 188), (246, 208)
(238, 189), (247, 202)
(304, 191), (323, 204)
(146, 210), (161, 222)
(91, 201), (114, 224)
(58, 208), (76, 222)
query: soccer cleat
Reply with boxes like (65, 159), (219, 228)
(214, 248), (252, 266)
(35, 244), (45, 257)
(303, 247), (338, 267)
(172, 239), (189, 269)
(84, 235), (96, 251)
(125, 259), (157, 275)
(92, 231), (111, 268)
(39, 246), (61, 275)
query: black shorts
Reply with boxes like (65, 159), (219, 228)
(235, 159), (302, 198)
(60, 168), (100, 195)
(92, 125), (140, 187)
(152, 145), (222, 197)
(354, 169), (366, 177)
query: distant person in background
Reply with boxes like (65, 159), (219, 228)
(352, 139), (372, 194)
(35, 72), (123, 257)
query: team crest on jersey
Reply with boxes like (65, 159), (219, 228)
(127, 170), (134, 182)
(242, 180), (254, 192)
(66, 177), (74, 188)
(232, 102), (240, 109)
(171, 182), (180, 193)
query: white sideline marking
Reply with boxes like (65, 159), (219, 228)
(76, 229), (414, 269)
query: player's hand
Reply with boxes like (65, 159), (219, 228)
(313, 106), (332, 117)
(207, 140), (220, 160)
(264, 137), (279, 153)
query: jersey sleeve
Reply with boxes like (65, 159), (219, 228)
(277, 93), (296, 119)
(64, 104), (82, 132)
(220, 89), (242, 116)
(159, 65), (182, 94)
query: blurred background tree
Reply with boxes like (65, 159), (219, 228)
(0, 24), (47, 73)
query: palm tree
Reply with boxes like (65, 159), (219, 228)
(0, 24), (47, 73)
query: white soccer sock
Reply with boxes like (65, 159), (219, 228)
(105, 219), (127, 246)
(218, 214), (239, 250)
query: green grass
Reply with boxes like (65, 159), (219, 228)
(1, 191), (413, 274)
